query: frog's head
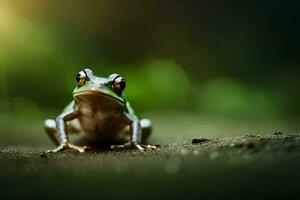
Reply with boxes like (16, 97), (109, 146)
(73, 68), (126, 103)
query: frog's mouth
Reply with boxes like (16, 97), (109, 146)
(73, 89), (124, 104)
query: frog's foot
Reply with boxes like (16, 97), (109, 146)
(141, 144), (157, 150)
(111, 142), (144, 151)
(111, 142), (156, 151)
(46, 142), (87, 153)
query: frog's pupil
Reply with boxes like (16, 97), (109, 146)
(119, 79), (126, 90)
(76, 75), (81, 82)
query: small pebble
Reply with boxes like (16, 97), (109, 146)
(40, 153), (48, 158)
(192, 138), (210, 144)
(273, 131), (283, 136)
(246, 134), (255, 138)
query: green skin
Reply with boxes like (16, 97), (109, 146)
(44, 69), (154, 153)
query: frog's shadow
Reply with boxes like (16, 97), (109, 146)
(73, 137), (128, 151)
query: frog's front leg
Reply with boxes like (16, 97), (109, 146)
(46, 109), (87, 153)
(111, 113), (156, 151)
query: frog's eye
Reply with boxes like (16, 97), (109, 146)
(112, 76), (126, 94)
(76, 71), (87, 86)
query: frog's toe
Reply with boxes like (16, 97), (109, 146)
(46, 143), (66, 153)
(110, 144), (126, 149)
(46, 149), (57, 154)
(111, 143), (145, 151)
(142, 144), (157, 150)
(132, 144), (145, 151)
(68, 143), (86, 153)
(46, 143), (87, 153)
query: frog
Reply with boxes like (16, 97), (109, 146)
(44, 68), (155, 153)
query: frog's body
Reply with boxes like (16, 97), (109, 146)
(44, 69), (153, 153)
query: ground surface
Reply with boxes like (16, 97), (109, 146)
(1, 131), (300, 200)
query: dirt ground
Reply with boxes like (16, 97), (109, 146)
(1, 132), (300, 199)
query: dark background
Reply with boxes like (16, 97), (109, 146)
(0, 0), (299, 145)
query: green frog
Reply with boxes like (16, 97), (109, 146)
(44, 68), (155, 153)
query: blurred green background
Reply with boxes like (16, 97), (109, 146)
(0, 0), (299, 146)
